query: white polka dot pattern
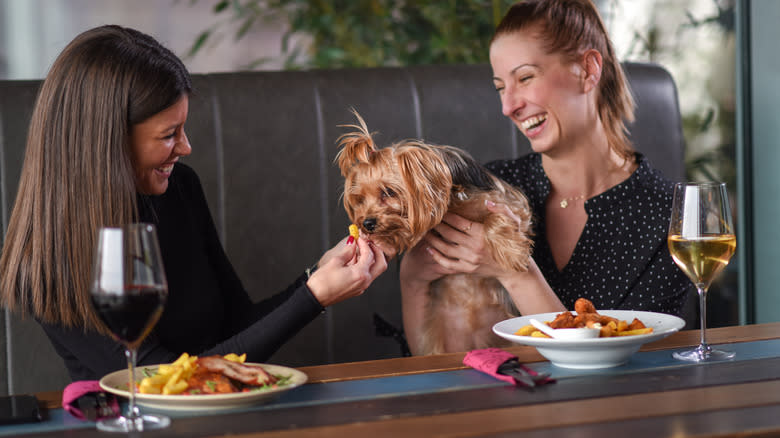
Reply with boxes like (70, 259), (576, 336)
(486, 153), (690, 316)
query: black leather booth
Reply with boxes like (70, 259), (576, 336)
(0, 62), (684, 395)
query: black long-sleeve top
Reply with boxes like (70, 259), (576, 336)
(40, 163), (324, 381)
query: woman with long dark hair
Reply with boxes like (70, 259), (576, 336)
(0, 25), (387, 380)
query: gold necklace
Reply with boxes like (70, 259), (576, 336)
(557, 164), (629, 209)
(559, 195), (585, 209)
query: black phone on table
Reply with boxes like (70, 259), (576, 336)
(0, 394), (42, 425)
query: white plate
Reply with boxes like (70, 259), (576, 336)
(99, 363), (307, 412)
(493, 310), (686, 369)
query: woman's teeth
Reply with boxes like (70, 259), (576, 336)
(157, 164), (174, 173)
(521, 114), (547, 131)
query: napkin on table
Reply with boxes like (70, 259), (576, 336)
(463, 348), (555, 388)
(62, 380), (120, 421)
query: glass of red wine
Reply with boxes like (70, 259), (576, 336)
(90, 223), (169, 432)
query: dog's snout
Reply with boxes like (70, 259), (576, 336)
(362, 218), (377, 232)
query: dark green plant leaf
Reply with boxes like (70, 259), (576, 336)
(236, 15), (256, 40)
(214, 0), (229, 13)
(186, 29), (212, 58)
(700, 108), (715, 132)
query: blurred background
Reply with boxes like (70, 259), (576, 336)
(0, 0), (739, 327)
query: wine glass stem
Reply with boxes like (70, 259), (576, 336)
(125, 348), (140, 423)
(697, 285), (710, 352)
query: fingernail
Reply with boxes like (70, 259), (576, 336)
(485, 200), (495, 207)
(347, 236), (355, 245)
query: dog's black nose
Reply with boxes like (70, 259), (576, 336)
(363, 218), (377, 232)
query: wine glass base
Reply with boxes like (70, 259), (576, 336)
(96, 414), (171, 432)
(673, 346), (735, 363)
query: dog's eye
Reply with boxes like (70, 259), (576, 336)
(381, 188), (396, 199)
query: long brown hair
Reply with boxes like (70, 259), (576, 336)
(492, 0), (636, 162)
(0, 25), (192, 331)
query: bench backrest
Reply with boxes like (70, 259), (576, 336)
(0, 62), (684, 394)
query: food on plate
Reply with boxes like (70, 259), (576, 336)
(137, 353), (293, 395)
(514, 324), (537, 337)
(349, 224), (360, 240)
(514, 298), (654, 338)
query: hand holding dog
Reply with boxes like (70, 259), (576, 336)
(307, 236), (387, 307)
(424, 202), (522, 280)
(420, 203), (564, 316)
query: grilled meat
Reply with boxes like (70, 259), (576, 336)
(196, 356), (277, 386)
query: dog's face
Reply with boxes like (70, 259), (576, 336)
(337, 117), (452, 258)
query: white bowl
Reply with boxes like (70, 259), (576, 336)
(493, 310), (686, 369)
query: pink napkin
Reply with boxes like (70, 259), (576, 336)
(463, 348), (554, 387)
(62, 380), (119, 420)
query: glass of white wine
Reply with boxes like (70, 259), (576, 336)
(668, 182), (736, 362)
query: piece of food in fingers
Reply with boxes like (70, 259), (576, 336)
(349, 224), (360, 240)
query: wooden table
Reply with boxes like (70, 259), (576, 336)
(12, 323), (780, 437)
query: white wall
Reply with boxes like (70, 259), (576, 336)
(747, 0), (780, 324)
(0, 0), (287, 80)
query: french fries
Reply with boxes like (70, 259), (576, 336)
(514, 324), (537, 337)
(513, 298), (653, 338)
(138, 352), (247, 395)
(139, 353), (196, 395)
(617, 327), (653, 336)
(222, 353), (246, 363)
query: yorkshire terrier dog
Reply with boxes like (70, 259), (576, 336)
(336, 112), (533, 355)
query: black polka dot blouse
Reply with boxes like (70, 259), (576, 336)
(486, 153), (690, 316)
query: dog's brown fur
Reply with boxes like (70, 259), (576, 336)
(336, 111), (533, 355)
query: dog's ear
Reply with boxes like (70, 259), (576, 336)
(336, 110), (378, 177)
(336, 133), (375, 177)
(395, 145), (452, 234)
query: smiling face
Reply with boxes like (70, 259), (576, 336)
(490, 27), (595, 156)
(130, 95), (192, 195)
